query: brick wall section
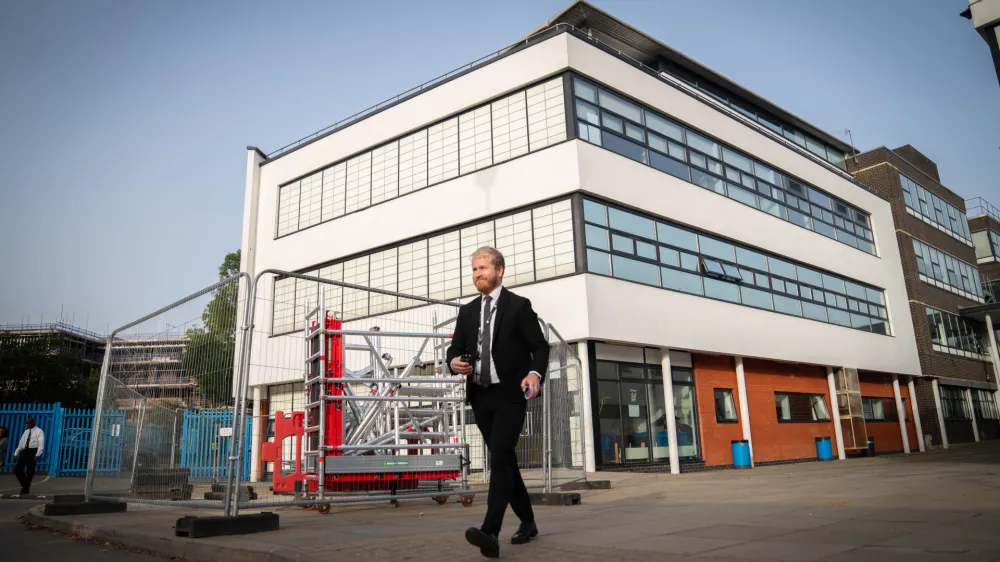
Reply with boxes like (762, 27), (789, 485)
(857, 372), (919, 453)
(848, 147), (994, 388)
(742, 358), (837, 463)
(978, 261), (1000, 284)
(968, 215), (1000, 236)
(692, 354), (744, 467)
(891, 145), (940, 183)
(913, 378), (942, 447)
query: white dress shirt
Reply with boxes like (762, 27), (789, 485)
(476, 284), (541, 386)
(14, 426), (44, 457)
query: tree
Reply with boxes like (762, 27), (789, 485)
(0, 333), (97, 406)
(181, 250), (242, 408)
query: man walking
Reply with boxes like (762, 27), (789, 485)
(14, 417), (45, 494)
(447, 246), (549, 558)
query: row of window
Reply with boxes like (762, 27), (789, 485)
(655, 61), (848, 170)
(582, 198), (891, 335)
(911, 238), (983, 301)
(572, 76), (876, 255)
(973, 229), (1000, 261)
(940, 387), (1000, 421)
(275, 77), (567, 237)
(271, 199), (575, 334)
(861, 396), (909, 422)
(925, 306), (987, 358)
(900, 173), (972, 246)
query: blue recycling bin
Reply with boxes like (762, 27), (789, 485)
(815, 436), (834, 460)
(731, 440), (751, 468)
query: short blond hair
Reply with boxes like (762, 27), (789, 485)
(471, 246), (505, 271)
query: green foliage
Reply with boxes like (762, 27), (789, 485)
(0, 333), (97, 406)
(182, 250), (241, 407)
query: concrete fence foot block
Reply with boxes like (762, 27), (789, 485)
(174, 512), (279, 538)
(559, 480), (611, 491)
(43, 501), (127, 516)
(527, 492), (581, 506)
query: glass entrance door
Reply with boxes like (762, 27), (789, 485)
(619, 379), (651, 462)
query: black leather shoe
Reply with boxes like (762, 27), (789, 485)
(465, 527), (499, 558)
(511, 521), (538, 544)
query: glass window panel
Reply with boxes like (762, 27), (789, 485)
(727, 183), (759, 208)
(659, 247), (680, 267)
(803, 302), (829, 322)
(768, 258), (797, 280)
(585, 224), (610, 251)
(707, 159), (724, 175)
(866, 287), (885, 305)
(574, 77), (598, 103)
(636, 241), (657, 260)
(722, 147), (754, 174)
(526, 78), (567, 151)
(602, 112), (624, 133)
(848, 314), (870, 331)
(704, 278), (740, 302)
(612, 255), (660, 286)
(661, 267), (703, 295)
(587, 249), (611, 276)
(612, 233), (633, 254)
(797, 266), (822, 287)
(725, 166), (742, 182)
(603, 132), (648, 164)
(755, 272), (770, 289)
(800, 286), (813, 300)
(836, 294), (848, 309)
(845, 281), (867, 300)
(701, 258), (727, 276)
(680, 252), (699, 271)
(609, 207), (656, 239)
(598, 88), (643, 123)
(699, 237), (736, 261)
(649, 152), (691, 181)
(857, 238), (875, 255)
(788, 208), (813, 230)
(741, 286), (774, 310)
(741, 174), (756, 190)
(688, 151), (707, 169)
(773, 294), (803, 316)
(811, 395), (831, 421)
(692, 169), (726, 194)
(785, 282), (800, 297)
(645, 111), (685, 142)
(625, 122), (645, 142)
(825, 291), (838, 306)
(736, 247), (768, 270)
(822, 274), (847, 294)
(668, 141), (686, 160)
(647, 132), (668, 153)
(685, 131), (721, 159)
(657, 222), (699, 252)
(579, 121), (602, 145)
(772, 278), (786, 293)
(753, 162), (779, 185)
(584, 199), (607, 226)
(776, 394), (792, 420)
(761, 199), (788, 220)
(576, 99), (600, 126)
(828, 308), (851, 327)
(815, 220), (837, 239)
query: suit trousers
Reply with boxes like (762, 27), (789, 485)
(15, 448), (38, 493)
(472, 384), (534, 535)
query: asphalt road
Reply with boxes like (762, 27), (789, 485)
(0, 476), (158, 561)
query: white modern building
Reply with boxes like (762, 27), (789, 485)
(240, 2), (924, 478)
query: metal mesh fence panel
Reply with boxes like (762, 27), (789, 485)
(86, 274), (250, 509)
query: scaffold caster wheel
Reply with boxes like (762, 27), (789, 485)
(460, 495), (475, 507)
(433, 496), (448, 505)
(317, 504), (331, 515)
(302, 504), (314, 510)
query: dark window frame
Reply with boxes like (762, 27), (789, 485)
(713, 388), (738, 423)
(774, 391), (832, 423)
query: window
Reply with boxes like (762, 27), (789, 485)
(775, 392), (831, 422)
(862, 397), (901, 422)
(572, 76), (874, 255)
(272, 199), (573, 334)
(972, 230), (1000, 261)
(275, 76), (567, 238)
(925, 306), (987, 358)
(899, 173), (972, 245)
(912, 238), (983, 300)
(972, 389), (1000, 420)
(714, 389), (738, 422)
(582, 198), (890, 335)
(939, 386), (970, 420)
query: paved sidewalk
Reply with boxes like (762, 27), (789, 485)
(24, 442), (1000, 561)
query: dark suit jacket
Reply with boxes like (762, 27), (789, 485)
(446, 287), (549, 404)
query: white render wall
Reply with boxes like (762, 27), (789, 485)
(242, 31), (921, 388)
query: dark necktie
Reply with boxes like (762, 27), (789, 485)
(480, 295), (493, 387)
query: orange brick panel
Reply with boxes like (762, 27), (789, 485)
(693, 354), (744, 467)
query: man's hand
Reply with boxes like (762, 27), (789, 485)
(34, 455), (40, 461)
(450, 356), (473, 376)
(521, 372), (541, 400)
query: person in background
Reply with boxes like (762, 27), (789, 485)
(13, 418), (45, 495)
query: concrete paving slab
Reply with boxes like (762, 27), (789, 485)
(700, 540), (857, 561)
(677, 524), (797, 541)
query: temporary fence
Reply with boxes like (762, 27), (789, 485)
(84, 269), (587, 516)
(85, 273), (251, 508)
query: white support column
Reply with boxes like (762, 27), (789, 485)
(660, 350), (680, 475)
(908, 377), (926, 452)
(826, 367), (846, 460)
(931, 379), (949, 450)
(577, 341), (596, 474)
(250, 386), (262, 482)
(891, 375), (911, 454)
(966, 388), (980, 442)
(984, 314), (1000, 418)
(734, 356), (754, 467)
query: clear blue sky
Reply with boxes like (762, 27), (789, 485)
(1, 0), (997, 333)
